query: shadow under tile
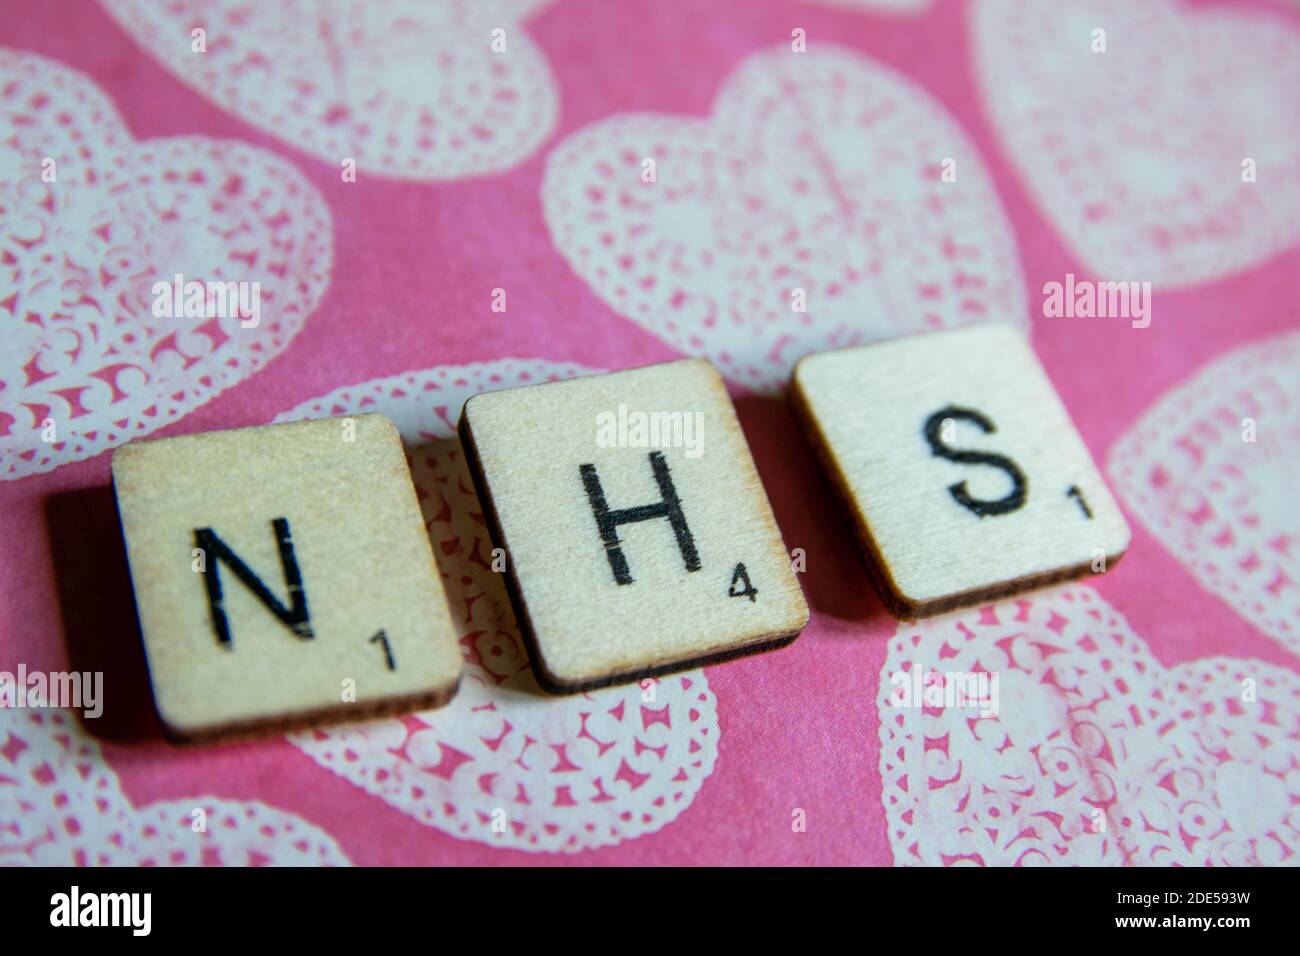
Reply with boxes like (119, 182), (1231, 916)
(44, 485), (165, 743)
(733, 391), (889, 628)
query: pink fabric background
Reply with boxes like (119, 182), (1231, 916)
(2, 0), (1298, 865)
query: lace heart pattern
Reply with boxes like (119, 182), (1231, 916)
(1108, 330), (1300, 657)
(879, 584), (1300, 865)
(541, 43), (1027, 391)
(274, 359), (720, 853)
(100, 0), (559, 180)
(971, 0), (1300, 287)
(0, 708), (349, 865)
(0, 48), (331, 480)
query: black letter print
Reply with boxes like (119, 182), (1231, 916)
(1066, 485), (1093, 519)
(727, 563), (758, 602)
(369, 629), (397, 670)
(193, 517), (313, 646)
(580, 451), (701, 585)
(922, 406), (1028, 518)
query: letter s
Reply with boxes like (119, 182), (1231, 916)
(923, 405), (1027, 517)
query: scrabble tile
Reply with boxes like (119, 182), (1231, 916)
(458, 358), (808, 691)
(111, 414), (462, 741)
(791, 324), (1130, 618)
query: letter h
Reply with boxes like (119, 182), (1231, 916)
(579, 452), (701, 585)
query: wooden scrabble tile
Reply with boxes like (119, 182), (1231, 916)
(459, 358), (808, 692)
(791, 324), (1130, 618)
(111, 414), (462, 741)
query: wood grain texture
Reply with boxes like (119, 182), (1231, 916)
(792, 324), (1130, 618)
(459, 358), (808, 692)
(111, 414), (462, 742)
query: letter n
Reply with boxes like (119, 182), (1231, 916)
(193, 517), (313, 646)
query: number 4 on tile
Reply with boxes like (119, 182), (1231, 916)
(728, 562), (758, 602)
(458, 358), (808, 692)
